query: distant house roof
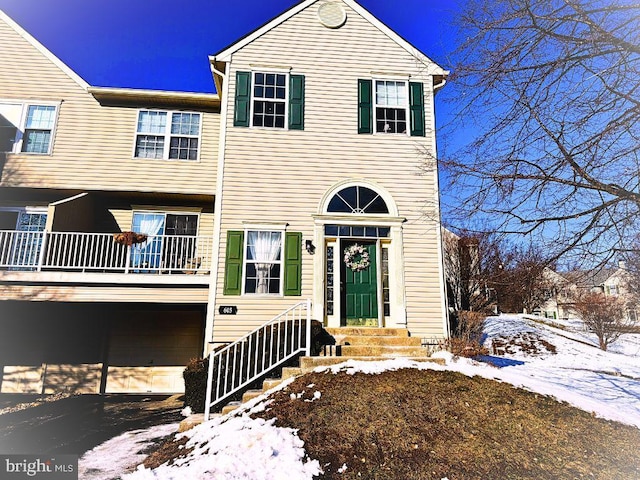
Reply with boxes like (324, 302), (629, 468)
(560, 268), (617, 289)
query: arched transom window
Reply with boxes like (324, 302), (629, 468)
(327, 185), (389, 214)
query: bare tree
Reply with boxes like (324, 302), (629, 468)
(441, 0), (640, 266)
(572, 291), (631, 350)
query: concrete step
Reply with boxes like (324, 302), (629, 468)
(339, 345), (430, 357)
(178, 413), (210, 432)
(241, 389), (265, 403)
(325, 327), (409, 337)
(221, 401), (242, 415)
(281, 367), (304, 380)
(334, 335), (422, 347)
(262, 377), (286, 391)
(300, 355), (445, 370)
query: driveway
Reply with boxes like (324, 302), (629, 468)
(0, 394), (183, 455)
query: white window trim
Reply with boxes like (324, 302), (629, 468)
(132, 109), (203, 161)
(241, 226), (286, 296)
(0, 100), (60, 155)
(248, 69), (290, 130)
(372, 77), (410, 136)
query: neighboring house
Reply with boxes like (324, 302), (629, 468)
(0, 0), (449, 394)
(537, 262), (638, 322)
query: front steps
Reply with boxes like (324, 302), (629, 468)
(179, 327), (444, 430)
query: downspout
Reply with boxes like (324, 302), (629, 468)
(204, 57), (230, 355)
(431, 71), (451, 339)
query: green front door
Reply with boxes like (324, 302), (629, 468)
(342, 240), (378, 326)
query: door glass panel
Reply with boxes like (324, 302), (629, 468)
(12, 211), (47, 270)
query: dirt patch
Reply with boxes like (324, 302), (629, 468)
(146, 369), (640, 479)
(491, 333), (557, 356)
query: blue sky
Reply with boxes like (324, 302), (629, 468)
(0, 0), (458, 94)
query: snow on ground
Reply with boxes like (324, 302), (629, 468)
(81, 314), (639, 479)
(78, 422), (179, 480)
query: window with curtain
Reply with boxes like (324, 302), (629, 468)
(135, 110), (201, 160)
(244, 230), (283, 294)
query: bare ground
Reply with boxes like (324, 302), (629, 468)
(145, 368), (640, 480)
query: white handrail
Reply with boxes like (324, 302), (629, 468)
(0, 230), (212, 274)
(204, 299), (312, 420)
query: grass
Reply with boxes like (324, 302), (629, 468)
(145, 368), (640, 479)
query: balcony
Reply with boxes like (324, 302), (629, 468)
(0, 230), (212, 282)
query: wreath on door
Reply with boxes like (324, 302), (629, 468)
(344, 244), (370, 272)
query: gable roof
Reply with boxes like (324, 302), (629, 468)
(210, 0), (448, 76)
(0, 9), (89, 91)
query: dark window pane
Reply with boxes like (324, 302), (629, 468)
(266, 87), (275, 98)
(253, 115), (263, 127)
(275, 103), (285, 115)
(367, 196), (390, 214)
(365, 227), (378, 237)
(276, 87), (286, 99)
(255, 73), (264, 84)
(352, 226), (364, 237)
(325, 225), (339, 236)
(254, 86), (264, 97)
(378, 227), (390, 237)
(254, 102), (264, 114)
(264, 116), (274, 128)
(338, 187), (357, 209)
(339, 226), (350, 236)
(327, 196), (351, 213)
(275, 116), (285, 128)
(266, 73), (275, 85)
(276, 74), (285, 87)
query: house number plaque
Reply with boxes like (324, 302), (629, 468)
(218, 306), (238, 315)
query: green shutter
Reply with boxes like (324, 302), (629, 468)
(409, 82), (425, 137)
(223, 230), (244, 295)
(289, 74), (305, 130)
(358, 79), (373, 134)
(283, 232), (302, 296)
(234, 71), (251, 127)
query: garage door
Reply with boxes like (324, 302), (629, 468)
(106, 309), (203, 393)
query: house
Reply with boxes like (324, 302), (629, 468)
(0, 0), (449, 395)
(537, 262), (638, 323)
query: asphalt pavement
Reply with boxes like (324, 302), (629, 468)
(0, 394), (183, 455)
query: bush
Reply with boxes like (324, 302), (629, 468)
(183, 357), (209, 413)
(447, 310), (488, 358)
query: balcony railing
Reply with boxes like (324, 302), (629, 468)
(0, 230), (212, 275)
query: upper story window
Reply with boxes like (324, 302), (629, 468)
(358, 79), (425, 137)
(375, 80), (408, 134)
(134, 110), (201, 160)
(253, 73), (287, 128)
(234, 71), (305, 130)
(0, 102), (58, 154)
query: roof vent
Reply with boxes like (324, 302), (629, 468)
(318, 2), (347, 29)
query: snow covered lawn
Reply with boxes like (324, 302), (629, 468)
(80, 314), (640, 479)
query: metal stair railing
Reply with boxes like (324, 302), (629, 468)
(204, 299), (312, 420)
